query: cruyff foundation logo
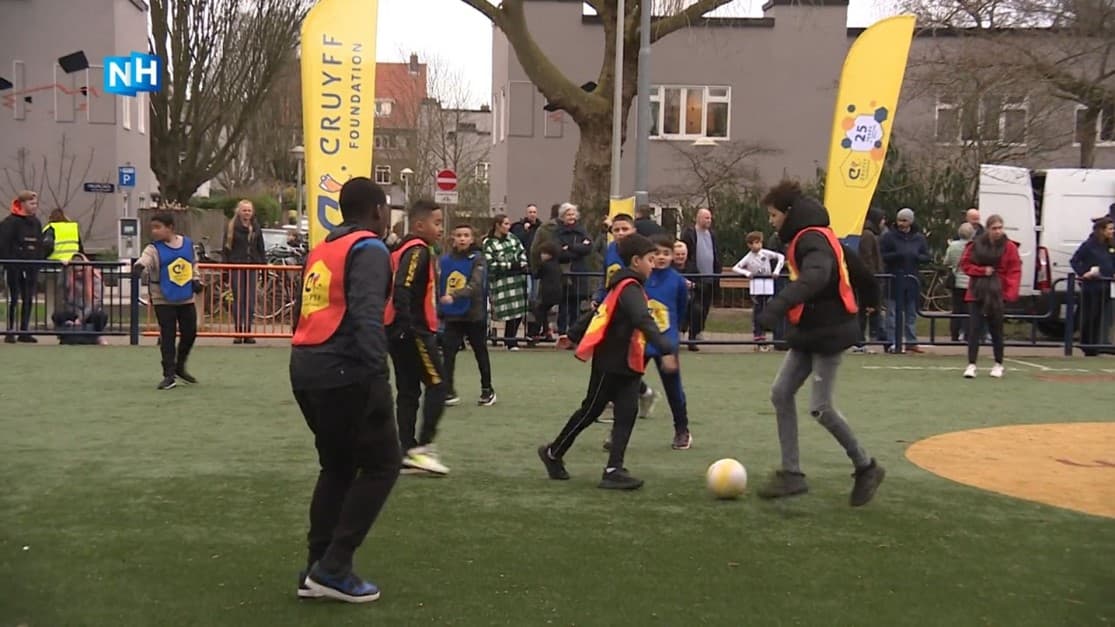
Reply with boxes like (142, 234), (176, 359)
(837, 102), (889, 189)
(318, 173), (344, 193)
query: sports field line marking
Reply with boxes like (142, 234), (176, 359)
(1005, 358), (1052, 371)
(861, 365), (1102, 373)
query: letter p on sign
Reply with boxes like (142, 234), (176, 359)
(105, 52), (162, 97)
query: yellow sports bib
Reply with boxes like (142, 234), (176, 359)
(301, 260), (333, 317)
(167, 258), (193, 286)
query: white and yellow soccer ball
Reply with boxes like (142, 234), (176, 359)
(706, 458), (748, 499)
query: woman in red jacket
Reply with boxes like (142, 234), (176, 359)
(960, 214), (1021, 379)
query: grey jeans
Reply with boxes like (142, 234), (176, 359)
(770, 349), (870, 473)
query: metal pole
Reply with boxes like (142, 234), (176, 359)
(296, 157), (304, 224)
(609, 0), (625, 200)
(634, 0), (651, 208)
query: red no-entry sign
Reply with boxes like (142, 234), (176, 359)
(436, 169), (458, 191)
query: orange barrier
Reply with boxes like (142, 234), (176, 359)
(142, 263), (302, 338)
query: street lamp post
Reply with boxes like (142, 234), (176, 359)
(400, 167), (414, 233)
(289, 145), (305, 227)
(609, 0), (625, 202)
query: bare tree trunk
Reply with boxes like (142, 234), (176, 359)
(569, 114), (614, 213)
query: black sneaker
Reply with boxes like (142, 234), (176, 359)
(176, 368), (198, 384)
(757, 470), (809, 499)
(3, 335), (15, 344)
(244, 337), (257, 344)
(599, 467), (644, 490)
(233, 338), (244, 345)
(16, 335), (37, 343)
(156, 376), (177, 390)
(537, 445), (569, 480)
(850, 459), (886, 507)
(478, 389), (497, 406)
(445, 393), (461, 406)
(671, 430), (692, 450)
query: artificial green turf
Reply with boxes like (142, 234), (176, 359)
(1, 346), (1112, 626)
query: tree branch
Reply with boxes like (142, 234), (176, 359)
(651, 0), (734, 44)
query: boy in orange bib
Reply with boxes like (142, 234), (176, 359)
(537, 234), (677, 490)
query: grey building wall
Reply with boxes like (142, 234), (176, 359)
(1, 0), (153, 251)
(490, 0), (1115, 221)
(490, 0), (850, 219)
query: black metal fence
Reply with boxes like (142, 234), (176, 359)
(1, 260), (140, 344)
(2, 257), (1112, 356)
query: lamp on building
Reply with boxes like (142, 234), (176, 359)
(58, 51), (89, 74)
(289, 145), (305, 226)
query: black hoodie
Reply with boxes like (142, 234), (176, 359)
(758, 194), (880, 354)
(587, 267), (675, 376)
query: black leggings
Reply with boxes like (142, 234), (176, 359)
(967, 307), (1004, 365)
(154, 303), (197, 376)
(5, 268), (38, 332)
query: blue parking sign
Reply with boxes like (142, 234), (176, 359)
(118, 166), (136, 188)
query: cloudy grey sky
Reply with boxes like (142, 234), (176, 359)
(374, 0), (901, 108)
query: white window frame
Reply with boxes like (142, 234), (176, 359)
(935, 93), (1028, 146)
(498, 88), (508, 143)
(1073, 104), (1115, 147)
(137, 92), (146, 134)
(374, 164), (391, 185)
(121, 95), (131, 130)
(374, 98), (394, 118)
(475, 161), (490, 183)
(999, 95), (1029, 147)
(648, 85), (731, 141)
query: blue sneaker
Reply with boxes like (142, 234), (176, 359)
(305, 564), (381, 603)
(297, 569), (323, 599)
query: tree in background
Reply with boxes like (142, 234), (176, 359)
(149, 0), (308, 204)
(904, 0), (1115, 167)
(460, 0), (735, 211)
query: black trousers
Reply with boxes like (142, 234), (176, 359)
(688, 280), (715, 339)
(5, 268), (38, 332)
(230, 268), (257, 333)
(949, 288), (968, 342)
(154, 303), (197, 377)
(1079, 291), (1111, 353)
(967, 307), (1004, 364)
(390, 333), (448, 451)
(294, 379), (401, 574)
(531, 301), (557, 338)
(442, 320), (493, 394)
(550, 365), (642, 470)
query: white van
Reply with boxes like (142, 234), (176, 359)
(978, 164), (1115, 336)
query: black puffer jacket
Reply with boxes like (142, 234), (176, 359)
(587, 267), (674, 376)
(0, 212), (44, 260)
(758, 194), (879, 354)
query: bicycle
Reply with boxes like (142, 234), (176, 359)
(919, 265), (953, 313)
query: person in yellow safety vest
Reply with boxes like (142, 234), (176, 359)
(42, 208), (83, 261)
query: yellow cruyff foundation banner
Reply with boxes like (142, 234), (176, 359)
(302, 0), (379, 248)
(823, 14), (916, 240)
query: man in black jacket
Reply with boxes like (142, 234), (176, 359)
(538, 234), (677, 490)
(680, 208), (720, 350)
(289, 178), (398, 603)
(1, 191), (45, 343)
(634, 204), (663, 237)
(754, 181), (886, 507)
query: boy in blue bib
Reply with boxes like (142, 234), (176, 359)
(132, 212), (202, 390)
(438, 224), (495, 406)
